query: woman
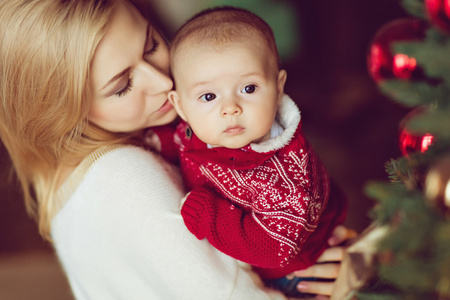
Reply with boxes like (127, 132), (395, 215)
(0, 0), (354, 299)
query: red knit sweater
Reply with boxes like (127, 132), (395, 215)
(176, 96), (347, 279)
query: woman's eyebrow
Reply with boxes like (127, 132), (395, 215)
(101, 67), (131, 91)
(101, 22), (150, 92)
(144, 22), (151, 50)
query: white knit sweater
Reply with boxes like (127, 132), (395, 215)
(51, 145), (286, 300)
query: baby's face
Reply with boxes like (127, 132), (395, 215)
(169, 40), (286, 149)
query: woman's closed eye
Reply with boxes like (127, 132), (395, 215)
(114, 32), (159, 98)
(144, 38), (160, 56)
(115, 76), (133, 98)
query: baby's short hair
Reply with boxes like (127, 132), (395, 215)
(170, 6), (280, 70)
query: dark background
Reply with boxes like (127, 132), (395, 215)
(0, 1), (411, 299)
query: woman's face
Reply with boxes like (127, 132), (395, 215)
(89, 0), (177, 132)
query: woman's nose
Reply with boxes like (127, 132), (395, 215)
(221, 98), (242, 117)
(138, 61), (173, 94)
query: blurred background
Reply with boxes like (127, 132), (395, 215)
(0, 0), (411, 299)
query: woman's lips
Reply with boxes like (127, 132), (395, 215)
(158, 99), (173, 113)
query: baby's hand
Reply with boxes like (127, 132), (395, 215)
(180, 192), (191, 211)
(143, 129), (162, 152)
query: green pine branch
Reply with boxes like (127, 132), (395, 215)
(379, 80), (439, 107)
(401, 0), (426, 20)
(407, 109), (450, 138)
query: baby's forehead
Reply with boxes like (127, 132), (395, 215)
(172, 40), (276, 71)
(173, 33), (273, 59)
(171, 41), (280, 82)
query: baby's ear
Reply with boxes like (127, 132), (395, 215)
(168, 91), (188, 121)
(277, 70), (287, 100)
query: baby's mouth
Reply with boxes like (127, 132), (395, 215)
(224, 125), (244, 135)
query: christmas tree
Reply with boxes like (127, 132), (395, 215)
(345, 0), (450, 299)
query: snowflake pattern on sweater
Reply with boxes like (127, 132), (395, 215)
(200, 147), (327, 253)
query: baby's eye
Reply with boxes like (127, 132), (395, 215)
(200, 93), (216, 102)
(241, 84), (257, 94)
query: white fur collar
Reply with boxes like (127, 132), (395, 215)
(250, 94), (301, 153)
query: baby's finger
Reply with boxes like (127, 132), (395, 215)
(292, 262), (340, 279)
(296, 280), (335, 297)
(327, 225), (357, 246)
(315, 246), (344, 263)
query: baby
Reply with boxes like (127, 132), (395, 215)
(168, 6), (347, 297)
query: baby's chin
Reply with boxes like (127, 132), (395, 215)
(211, 135), (270, 149)
(209, 140), (251, 149)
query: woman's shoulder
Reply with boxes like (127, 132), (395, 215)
(52, 144), (185, 243)
(55, 145), (182, 214)
(93, 144), (161, 169)
(92, 145), (181, 184)
(76, 144), (175, 178)
(91, 144), (157, 165)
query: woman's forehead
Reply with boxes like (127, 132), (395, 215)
(91, 0), (148, 92)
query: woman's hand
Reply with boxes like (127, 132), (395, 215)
(292, 225), (358, 299)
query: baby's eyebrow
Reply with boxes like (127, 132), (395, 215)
(240, 71), (263, 78)
(191, 81), (210, 90)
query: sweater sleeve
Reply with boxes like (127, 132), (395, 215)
(181, 186), (300, 269)
(51, 147), (286, 300)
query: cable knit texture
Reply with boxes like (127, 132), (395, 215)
(177, 95), (348, 279)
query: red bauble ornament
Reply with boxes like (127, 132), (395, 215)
(425, 0), (450, 33)
(367, 18), (429, 83)
(399, 129), (434, 156)
(398, 107), (434, 156)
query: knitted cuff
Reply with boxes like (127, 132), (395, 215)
(180, 187), (215, 240)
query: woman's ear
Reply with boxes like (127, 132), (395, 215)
(168, 91), (187, 121)
(277, 69), (287, 101)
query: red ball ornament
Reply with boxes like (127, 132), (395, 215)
(425, 0), (450, 33)
(398, 107), (434, 156)
(367, 18), (429, 83)
(399, 129), (434, 156)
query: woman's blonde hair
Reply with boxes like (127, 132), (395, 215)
(0, 0), (141, 240)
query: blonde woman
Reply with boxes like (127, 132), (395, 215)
(0, 0), (355, 299)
